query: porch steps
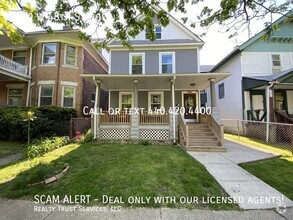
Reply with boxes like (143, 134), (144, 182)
(185, 123), (226, 152)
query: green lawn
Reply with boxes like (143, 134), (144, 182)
(0, 142), (237, 210)
(0, 142), (26, 158)
(225, 134), (293, 201)
(241, 157), (293, 200)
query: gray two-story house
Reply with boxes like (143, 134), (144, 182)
(83, 7), (230, 151)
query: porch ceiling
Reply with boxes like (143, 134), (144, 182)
(81, 73), (230, 91)
(0, 69), (30, 82)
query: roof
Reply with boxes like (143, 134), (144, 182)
(242, 68), (293, 90)
(211, 11), (293, 72)
(108, 5), (204, 46)
(200, 65), (214, 73)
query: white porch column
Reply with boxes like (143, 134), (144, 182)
(93, 78), (101, 139)
(170, 77), (176, 143)
(131, 79), (139, 139)
(209, 78), (217, 108)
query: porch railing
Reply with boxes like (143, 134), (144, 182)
(247, 109), (267, 121)
(0, 55), (28, 76)
(139, 112), (169, 124)
(275, 110), (293, 124)
(206, 114), (224, 147)
(100, 111), (130, 124)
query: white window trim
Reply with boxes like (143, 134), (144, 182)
(38, 85), (54, 107)
(119, 92), (134, 110)
(61, 81), (78, 87)
(148, 91), (164, 110)
(63, 44), (77, 67)
(159, 52), (175, 74)
(61, 86), (76, 108)
(129, 53), (145, 75)
(271, 53), (282, 73)
(6, 88), (23, 105)
(41, 43), (57, 65)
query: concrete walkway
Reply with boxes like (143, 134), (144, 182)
(0, 198), (291, 220)
(0, 153), (23, 167)
(188, 140), (293, 210)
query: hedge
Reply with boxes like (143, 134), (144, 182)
(0, 106), (76, 141)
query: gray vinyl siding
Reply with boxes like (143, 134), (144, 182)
(110, 49), (198, 74)
(109, 91), (182, 109)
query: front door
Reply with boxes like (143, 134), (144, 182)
(183, 93), (197, 121)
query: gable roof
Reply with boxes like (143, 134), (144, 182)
(211, 11), (293, 72)
(108, 5), (204, 46)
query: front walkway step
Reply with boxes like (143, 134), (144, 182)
(186, 146), (226, 152)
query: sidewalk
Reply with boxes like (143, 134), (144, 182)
(0, 198), (290, 220)
(188, 140), (293, 210)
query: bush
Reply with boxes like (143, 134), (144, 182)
(27, 136), (69, 159)
(74, 129), (93, 144)
(0, 106), (76, 141)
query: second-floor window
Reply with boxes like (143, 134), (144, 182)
(145, 25), (162, 40)
(39, 85), (53, 106)
(272, 54), (281, 73)
(65, 45), (76, 66)
(13, 50), (26, 65)
(42, 43), (57, 65)
(160, 52), (175, 74)
(130, 53), (144, 74)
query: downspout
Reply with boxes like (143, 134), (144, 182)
(93, 77), (98, 139)
(55, 43), (62, 106)
(265, 82), (275, 142)
(26, 48), (33, 106)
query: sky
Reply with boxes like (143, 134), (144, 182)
(4, 0), (284, 65)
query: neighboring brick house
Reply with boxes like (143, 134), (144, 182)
(0, 28), (108, 116)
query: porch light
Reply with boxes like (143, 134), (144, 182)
(190, 83), (196, 87)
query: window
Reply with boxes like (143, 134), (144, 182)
(145, 25), (162, 40)
(65, 45), (76, 66)
(39, 85), (53, 106)
(7, 88), (23, 106)
(148, 92), (164, 110)
(119, 92), (133, 110)
(42, 43), (57, 64)
(130, 53), (144, 74)
(13, 50), (26, 65)
(62, 86), (75, 108)
(271, 54), (281, 73)
(160, 52), (175, 74)
(218, 83), (225, 99)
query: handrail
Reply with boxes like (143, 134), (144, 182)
(206, 114), (224, 147)
(275, 110), (293, 124)
(0, 54), (28, 76)
(178, 114), (188, 147)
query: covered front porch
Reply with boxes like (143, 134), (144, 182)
(82, 73), (229, 150)
(243, 68), (293, 124)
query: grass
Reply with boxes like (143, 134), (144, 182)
(0, 142), (26, 158)
(0, 141), (237, 210)
(225, 133), (293, 201)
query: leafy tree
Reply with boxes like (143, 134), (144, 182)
(0, 0), (292, 46)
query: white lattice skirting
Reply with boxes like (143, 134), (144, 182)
(140, 129), (169, 140)
(100, 129), (130, 139)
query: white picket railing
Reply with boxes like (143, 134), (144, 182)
(0, 54), (28, 76)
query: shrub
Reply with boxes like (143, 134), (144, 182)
(0, 106), (76, 141)
(74, 129), (93, 144)
(27, 136), (69, 159)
